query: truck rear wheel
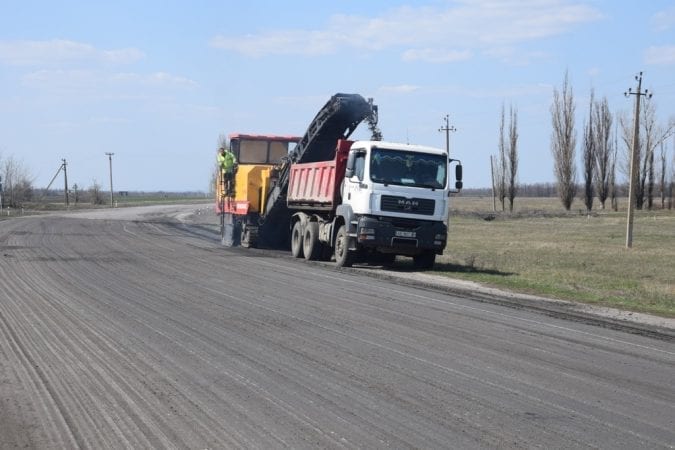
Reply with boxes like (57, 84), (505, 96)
(413, 250), (436, 270)
(334, 225), (353, 267)
(303, 222), (321, 261)
(291, 221), (304, 258)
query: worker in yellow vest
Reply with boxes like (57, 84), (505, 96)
(217, 147), (237, 196)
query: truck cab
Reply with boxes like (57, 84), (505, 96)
(335, 140), (461, 268)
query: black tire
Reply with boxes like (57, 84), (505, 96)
(291, 221), (304, 258)
(334, 225), (353, 267)
(303, 222), (321, 261)
(413, 250), (436, 270)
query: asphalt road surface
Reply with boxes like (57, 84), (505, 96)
(1, 205), (673, 449)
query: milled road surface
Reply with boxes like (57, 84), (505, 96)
(1, 204), (673, 449)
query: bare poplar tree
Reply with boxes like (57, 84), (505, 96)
(551, 71), (577, 210)
(72, 183), (80, 204)
(582, 90), (595, 212)
(496, 103), (507, 211)
(670, 144), (675, 209)
(644, 101), (658, 210)
(619, 100), (675, 210)
(507, 105), (519, 212)
(593, 96), (613, 209)
(2, 155), (34, 207)
(658, 141), (667, 209)
(89, 179), (103, 205)
(610, 130), (619, 211)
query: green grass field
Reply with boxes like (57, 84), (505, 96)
(437, 196), (675, 317)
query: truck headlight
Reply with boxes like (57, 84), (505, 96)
(358, 227), (376, 241)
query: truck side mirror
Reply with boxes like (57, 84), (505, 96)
(455, 164), (463, 190)
(447, 159), (463, 193)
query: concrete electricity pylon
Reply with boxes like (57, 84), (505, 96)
(62, 159), (69, 206)
(624, 72), (652, 248)
(105, 152), (115, 207)
(43, 159), (69, 206)
(439, 114), (456, 156)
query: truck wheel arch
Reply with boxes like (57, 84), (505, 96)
(333, 204), (354, 245)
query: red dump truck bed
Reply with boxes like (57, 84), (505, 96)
(287, 139), (352, 212)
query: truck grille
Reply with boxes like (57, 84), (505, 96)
(380, 195), (435, 216)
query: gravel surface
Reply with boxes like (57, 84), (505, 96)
(1, 204), (673, 448)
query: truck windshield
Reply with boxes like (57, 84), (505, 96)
(370, 148), (447, 189)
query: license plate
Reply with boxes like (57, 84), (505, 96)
(395, 230), (416, 238)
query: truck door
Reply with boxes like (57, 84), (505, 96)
(344, 150), (370, 213)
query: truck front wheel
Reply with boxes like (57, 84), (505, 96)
(334, 225), (353, 267)
(291, 221), (304, 258)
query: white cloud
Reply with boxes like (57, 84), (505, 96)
(100, 48), (145, 65)
(210, 0), (603, 63)
(22, 69), (197, 93)
(210, 31), (340, 57)
(644, 45), (675, 65)
(112, 72), (198, 87)
(0, 39), (144, 66)
(652, 6), (675, 32)
(482, 46), (549, 65)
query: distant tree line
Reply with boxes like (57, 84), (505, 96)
(463, 182), (632, 200)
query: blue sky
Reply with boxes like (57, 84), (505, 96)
(1, 0), (674, 191)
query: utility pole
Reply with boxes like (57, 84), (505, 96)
(105, 152), (115, 207)
(438, 114), (456, 156)
(0, 175), (3, 211)
(624, 72), (651, 248)
(490, 155), (496, 212)
(62, 159), (69, 207)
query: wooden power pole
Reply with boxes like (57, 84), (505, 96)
(105, 152), (115, 207)
(62, 159), (69, 207)
(624, 72), (651, 248)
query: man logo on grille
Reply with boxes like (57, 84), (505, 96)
(398, 199), (419, 210)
